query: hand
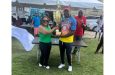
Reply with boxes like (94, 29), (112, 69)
(82, 24), (85, 28)
(56, 31), (61, 36)
(59, 34), (66, 38)
(30, 24), (33, 28)
(30, 23), (33, 26)
(50, 25), (53, 28)
(55, 26), (59, 30)
(53, 26), (59, 30)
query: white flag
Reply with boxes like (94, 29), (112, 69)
(12, 26), (35, 51)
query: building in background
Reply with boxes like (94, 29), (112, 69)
(12, 0), (103, 18)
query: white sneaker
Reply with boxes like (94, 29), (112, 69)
(45, 66), (50, 69)
(39, 63), (42, 67)
(68, 66), (72, 72)
(58, 64), (65, 69)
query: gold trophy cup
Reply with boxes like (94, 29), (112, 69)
(53, 0), (62, 36)
(53, 10), (61, 36)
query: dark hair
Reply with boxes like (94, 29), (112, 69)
(41, 16), (49, 25)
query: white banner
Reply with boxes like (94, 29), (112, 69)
(12, 26), (35, 51)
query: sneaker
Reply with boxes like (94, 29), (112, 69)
(58, 64), (65, 69)
(68, 66), (72, 72)
(39, 63), (42, 67)
(45, 66), (50, 69)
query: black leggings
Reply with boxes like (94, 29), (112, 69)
(59, 41), (72, 66)
(39, 42), (51, 66)
(95, 35), (103, 53)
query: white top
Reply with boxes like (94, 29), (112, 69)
(96, 19), (103, 32)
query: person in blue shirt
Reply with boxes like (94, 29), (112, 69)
(32, 13), (41, 38)
(56, 8), (77, 72)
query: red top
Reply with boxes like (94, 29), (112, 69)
(74, 16), (86, 36)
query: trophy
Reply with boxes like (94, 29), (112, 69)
(53, 0), (61, 36)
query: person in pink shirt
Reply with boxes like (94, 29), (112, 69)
(72, 10), (86, 54)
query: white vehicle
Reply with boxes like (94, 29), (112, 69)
(86, 16), (99, 31)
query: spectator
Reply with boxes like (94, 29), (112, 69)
(72, 10), (86, 54)
(16, 16), (23, 26)
(26, 16), (32, 25)
(95, 24), (103, 54)
(12, 16), (16, 25)
(32, 13), (41, 38)
(95, 15), (103, 40)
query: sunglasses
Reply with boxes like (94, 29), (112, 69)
(43, 20), (49, 23)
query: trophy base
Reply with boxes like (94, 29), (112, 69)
(56, 29), (61, 36)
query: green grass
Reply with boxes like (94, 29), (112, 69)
(12, 37), (103, 75)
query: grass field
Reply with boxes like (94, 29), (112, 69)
(12, 37), (103, 75)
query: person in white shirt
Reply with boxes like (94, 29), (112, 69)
(95, 15), (103, 40)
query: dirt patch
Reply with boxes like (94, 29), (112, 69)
(83, 31), (95, 38)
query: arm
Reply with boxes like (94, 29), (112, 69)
(31, 17), (35, 25)
(31, 20), (34, 28)
(31, 21), (33, 27)
(83, 16), (86, 26)
(60, 30), (75, 38)
(39, 26), (56, 34)
(82, 16), (86, 28)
